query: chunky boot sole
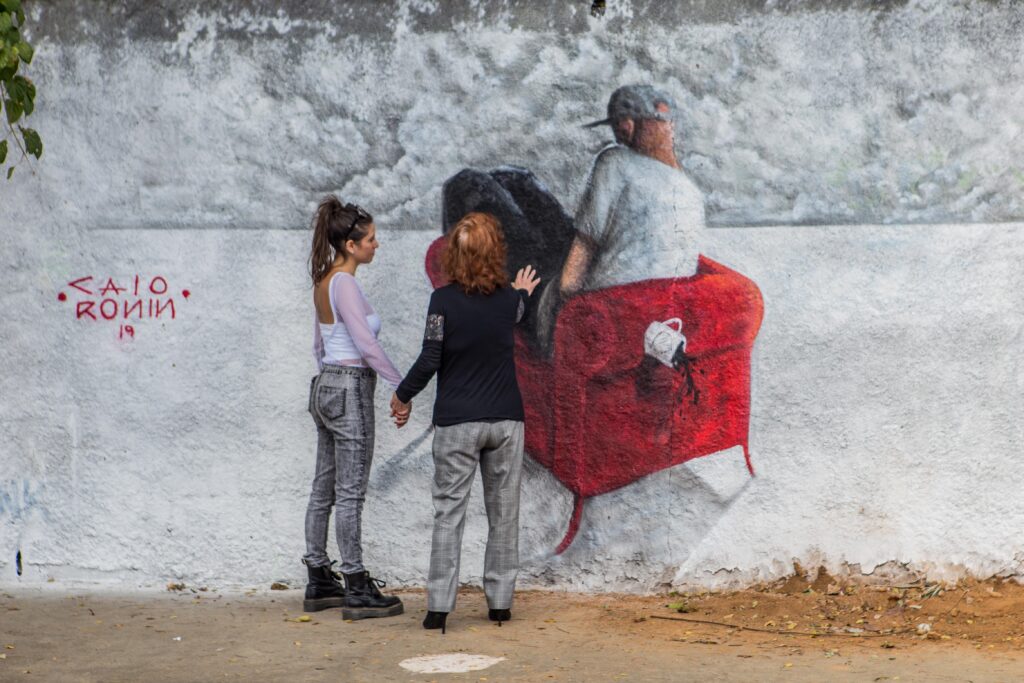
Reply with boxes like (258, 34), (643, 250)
(303, 596), (346, 612)
(342, 602), (405, 620)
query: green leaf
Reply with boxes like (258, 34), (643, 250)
(0, 14), (12, 34)
(0, 139), (7, 164)
(6, 165), (13, 179)
(20, 126), (40, 158)
(10, 74), (31, 107)
(6, 73), (22, 100)
(16, 39), (30, 63)
(5, 96), (21, 123)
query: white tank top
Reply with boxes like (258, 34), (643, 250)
(319, 273), (382, 365)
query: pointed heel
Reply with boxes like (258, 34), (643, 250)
(423, 610), (448, 634)
(488, 608), (511, 626)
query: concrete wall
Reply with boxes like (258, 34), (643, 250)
(2, 0), (1023, 591)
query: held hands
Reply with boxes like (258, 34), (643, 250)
(390, 392), (411, 428)
(513, 265), (541, 296)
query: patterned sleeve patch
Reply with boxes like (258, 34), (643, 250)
(424, 313), (445, 341)
(516, 297), (525, 323)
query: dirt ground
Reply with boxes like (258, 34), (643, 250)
(3, 575), (1024, 682)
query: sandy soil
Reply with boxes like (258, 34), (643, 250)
(3, 576), (1024, 682)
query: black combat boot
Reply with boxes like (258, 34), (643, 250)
(341, 570), (404, 620)
(302, 561), (346, 612)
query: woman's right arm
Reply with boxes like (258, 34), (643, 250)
(395, 291), (444, 404)
(512, 265), (541, 324)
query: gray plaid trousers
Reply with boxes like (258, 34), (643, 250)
(427, 420), (525, 613)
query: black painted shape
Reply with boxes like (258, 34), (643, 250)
(15, 549), (22, 576)
(441, 166), (576, 342)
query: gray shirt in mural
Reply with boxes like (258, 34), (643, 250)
(575, 144), (704, 290)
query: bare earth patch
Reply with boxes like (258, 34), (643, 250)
(2, 577), (1023, 681)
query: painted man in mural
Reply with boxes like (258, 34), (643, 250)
(432, 84), (763, 552)
(536, 84), (706, 350)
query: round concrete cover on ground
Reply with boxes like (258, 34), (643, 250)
(399, 654), (506, 673)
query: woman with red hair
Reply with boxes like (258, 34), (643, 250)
(392, 212), (540, 634)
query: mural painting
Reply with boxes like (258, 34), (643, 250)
(426, 86), (764, 552)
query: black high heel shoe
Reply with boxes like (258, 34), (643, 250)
(488, 608), (511, 626)
(423, 610), (448, 634)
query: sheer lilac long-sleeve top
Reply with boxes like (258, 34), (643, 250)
(312, 272), (403, 389)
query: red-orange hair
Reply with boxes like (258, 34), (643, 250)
(442, 212), (508, 295)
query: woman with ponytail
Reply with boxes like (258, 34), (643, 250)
(302, 195), (406, 621)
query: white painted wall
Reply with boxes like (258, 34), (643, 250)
(2, 0), (1023, 591)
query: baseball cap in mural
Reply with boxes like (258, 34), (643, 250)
(583, 84), (676, 128)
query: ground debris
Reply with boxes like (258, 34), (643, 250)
(666, 602), (697, 613)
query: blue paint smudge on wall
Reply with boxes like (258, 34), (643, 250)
(0, 479), (44, 524)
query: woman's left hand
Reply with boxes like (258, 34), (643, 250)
(390, 392), (411, 428)
(513, 265), (541, 296)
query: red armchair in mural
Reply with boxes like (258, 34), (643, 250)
(426, 237), (764, 552)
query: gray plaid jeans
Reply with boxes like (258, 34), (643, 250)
(428, 420), (525, 613)
(303, 365), (376, 574)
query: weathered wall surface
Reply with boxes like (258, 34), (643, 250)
(2, 0), (1023, 591)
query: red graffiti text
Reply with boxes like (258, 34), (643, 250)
(59, 275), (191, 338)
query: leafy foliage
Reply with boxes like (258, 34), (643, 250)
(1, 0), (41, 179)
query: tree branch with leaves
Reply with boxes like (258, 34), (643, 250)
(1, 0), (41, 180)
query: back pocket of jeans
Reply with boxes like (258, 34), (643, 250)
(318, 387), (347, 420)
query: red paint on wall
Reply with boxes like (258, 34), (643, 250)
(155, 299), (175, 319)
(69, 276), (94, 295)
(124, 299), (143, 319)
(76, 301), (96, 320)
(426, 237), (764, 552)
(61, 274), (191, 339)
(99, 278), (126, 296)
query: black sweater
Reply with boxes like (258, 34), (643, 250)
(396, 284), (530, 426)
